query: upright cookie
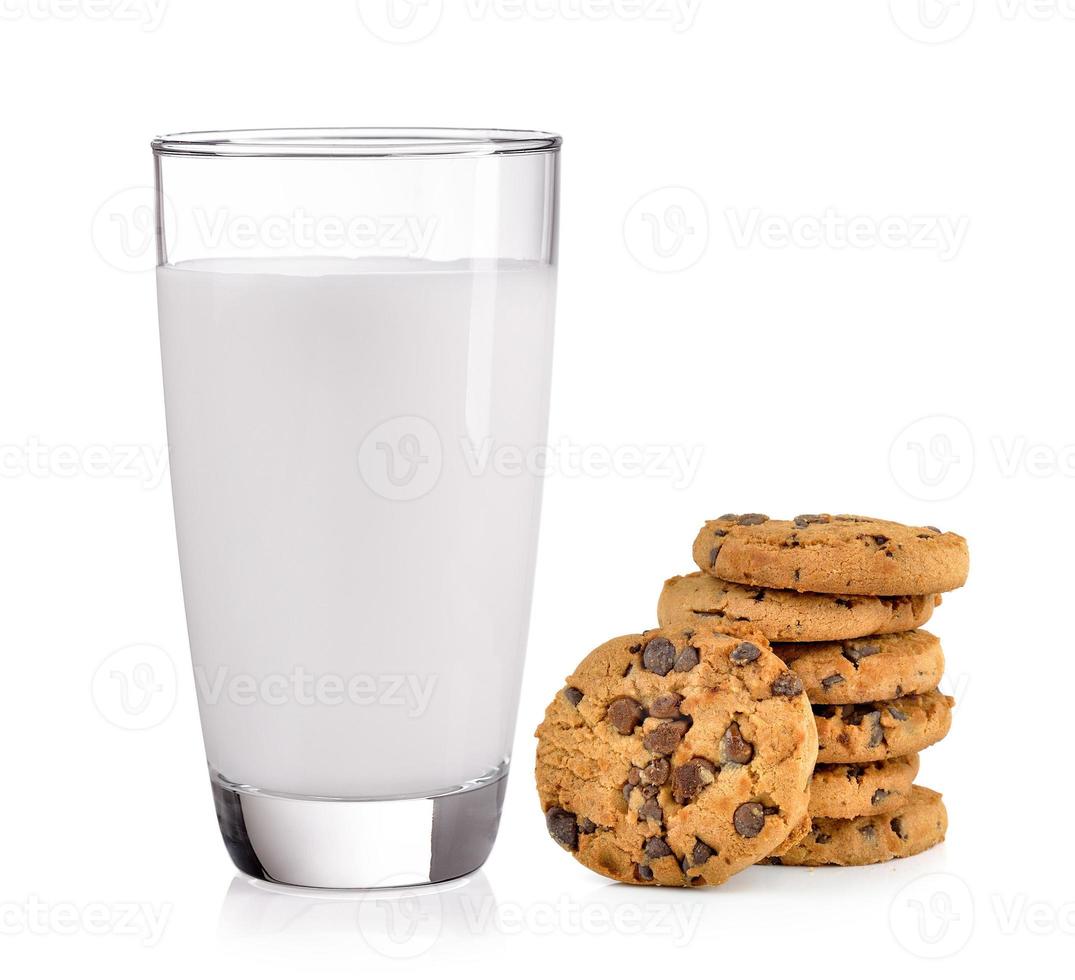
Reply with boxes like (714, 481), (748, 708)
(814, 690), (953, 763)
(774, 630), (945, 704)
(693, 514), (969, 596)
(809, 755), (920, 819)
(769, 786), (947, 866)
(535, 626), (818, 886)
(658, 572), (939, 643)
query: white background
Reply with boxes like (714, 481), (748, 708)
(1, 0), (1073, 975)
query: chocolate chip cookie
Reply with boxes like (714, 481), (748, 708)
(809, 754), (920, 819)
(769, 811), (812, 858)
(693, 514), (969, 596)
(774, 630), (945, 704)
(535, 626), (818, 886)
(814, 690), (953, 764)
(768, 785), (947, 866)
(658, 572), (939, 643)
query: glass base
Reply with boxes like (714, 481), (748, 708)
(210, 764), (509, 888)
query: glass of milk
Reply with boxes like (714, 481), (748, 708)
(152, 129), (560, 887)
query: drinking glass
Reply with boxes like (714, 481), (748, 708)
(152, 128), (560, 887)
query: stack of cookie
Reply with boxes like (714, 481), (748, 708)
(660, 513), (969, 866)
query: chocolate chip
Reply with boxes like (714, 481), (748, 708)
(637, 798), (663, 823)
(644, 836), (673, 859)
(926, 525), (941, 533)
(607, 697), (644, 735)
(842, 640), (881, 665)
(671, 758), (717, 804)
(737, 513), (769, 526)
(821, 673), (846, 689)
(643, 719), (690, 755)
(793, 514), (826, 528)
(718, 513), (738, 521)
(642, 637), (676, 676)
(545, 807), (578, 851)
(622, 783), (633, 802)
(888, 706), (909, 721)
(720, 721), (754, 765)
(859, 824), (877, 840)
(563, 686), (583, 706)
(691, 840), (715, 865)
(627, 766), (642, 786)
(890, 816), (907, 840)
(641, 757), (671, 786)
(579, 818), (597, 834)
(871, 790), (891, 806)
(730, 641), (761, 664)
(733, 801), (766, 838)
(673, 645), (700, 672)
(863, 710), (884, 747)
(872, 535), (889, 546)
(635, 863), (654, 881)
(649, 693), (683, 718)
(707, 546), (720, 567)
(628, 643), (642, 654)
(771, 671), (804, 698)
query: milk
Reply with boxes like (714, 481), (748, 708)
(156, 258), (556, 798)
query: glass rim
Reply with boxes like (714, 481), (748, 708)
(151, 127), (562, 159)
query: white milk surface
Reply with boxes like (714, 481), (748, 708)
(157, 257), (556, 797)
